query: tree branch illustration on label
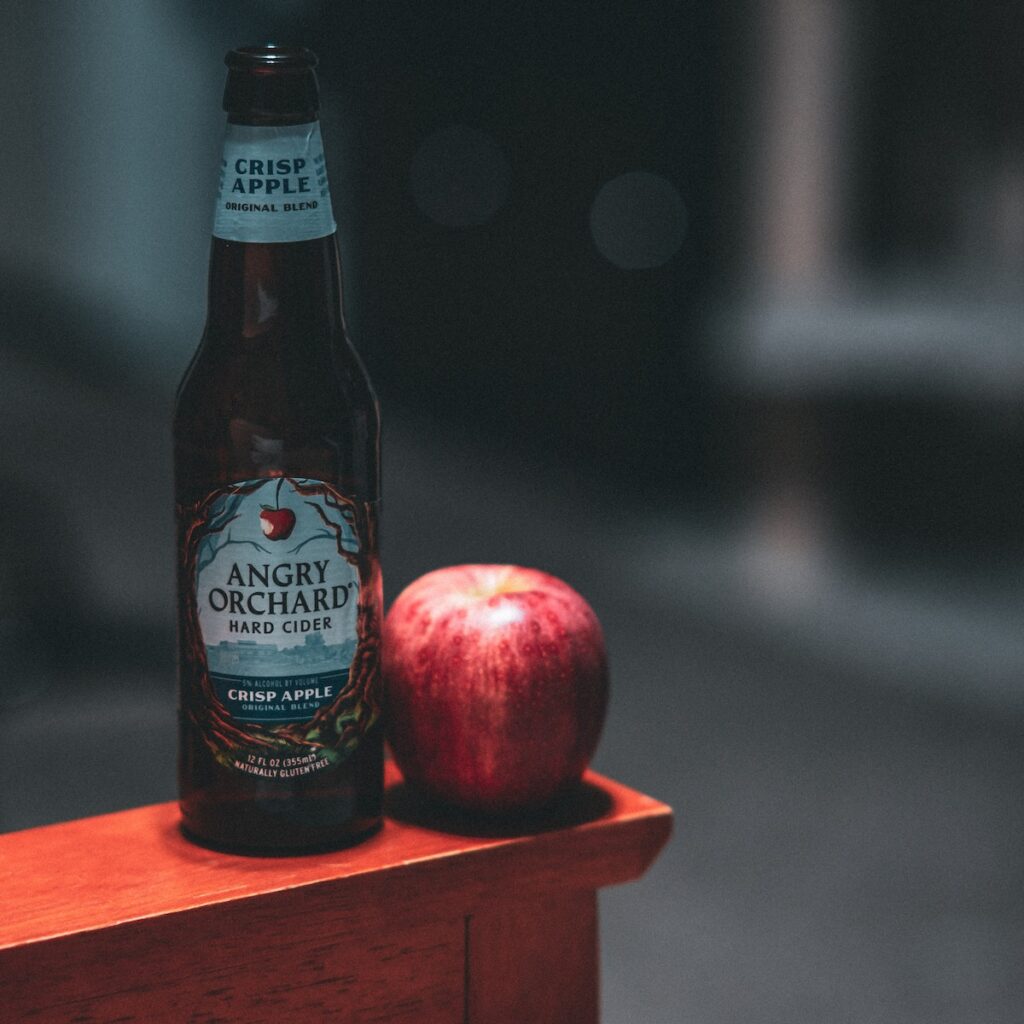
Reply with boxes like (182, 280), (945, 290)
(180, 477), (380, 771)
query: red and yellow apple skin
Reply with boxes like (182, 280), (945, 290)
(259, 506), (296, 540)
(382, 565), (609, 814)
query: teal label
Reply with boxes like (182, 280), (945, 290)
(213, 122), (336, 243)
(195, 477), (359, 730)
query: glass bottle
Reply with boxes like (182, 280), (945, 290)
(174, 45), (382, 853)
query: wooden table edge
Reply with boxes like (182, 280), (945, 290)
(0, 768), (674, 952)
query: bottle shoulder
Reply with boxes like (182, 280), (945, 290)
(174, 326), (380, 500)
(175, 325), (377, 430)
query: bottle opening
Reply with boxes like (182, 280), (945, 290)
(226, 45), (318, 72)
(223, 44), (320, 119)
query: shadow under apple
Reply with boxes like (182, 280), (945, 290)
(383, 778), (612, 838)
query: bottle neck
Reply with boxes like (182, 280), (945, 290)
(205, 235), (343, 338)
(206, 114), (342, 337)
(211, 116), (336, 245)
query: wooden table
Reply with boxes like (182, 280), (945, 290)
(0, 763), (672, 1023)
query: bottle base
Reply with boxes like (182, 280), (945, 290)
(179, 815), (382, 857)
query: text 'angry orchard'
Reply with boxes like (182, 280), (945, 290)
(206, 560), (355, 636)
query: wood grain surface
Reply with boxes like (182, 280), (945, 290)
(0, 764), (672, 1022)
(468, 891), (600, 1024)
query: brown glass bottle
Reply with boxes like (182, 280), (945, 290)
(174, 46), (382, 854)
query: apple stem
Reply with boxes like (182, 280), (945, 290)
(274, 476), (284, 509)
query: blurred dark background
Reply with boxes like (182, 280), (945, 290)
(2, 2), (1023, 1021)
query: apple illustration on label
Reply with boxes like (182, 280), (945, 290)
(259, 505), (295, 540)
(258, 478), (296, 540)
(383, 565), (609, 815)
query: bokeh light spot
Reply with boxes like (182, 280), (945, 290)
(410, 125), (511, 227)
(589, 171), (687, 269)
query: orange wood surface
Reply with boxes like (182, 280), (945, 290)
(0, 764), (672, 1023)
(468, 891), (600, 1024)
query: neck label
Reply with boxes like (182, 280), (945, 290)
(213, 122), (337, 243)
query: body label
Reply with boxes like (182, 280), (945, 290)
(213, 122), (336, 243)
(183, 477), (378, 774)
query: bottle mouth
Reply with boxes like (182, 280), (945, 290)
(225, 45), (318, 72)
(223, 45), (320, 118)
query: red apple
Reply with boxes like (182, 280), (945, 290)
(383, 564), (609, 814)
(259, 505), (296, 541)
